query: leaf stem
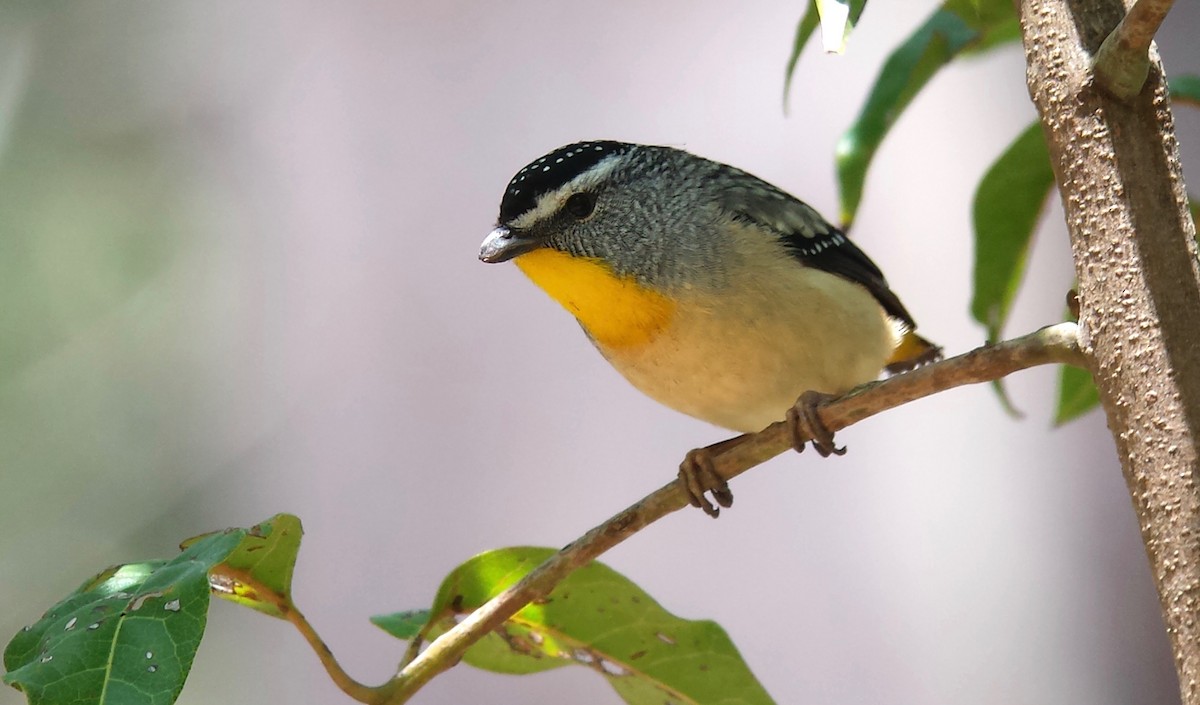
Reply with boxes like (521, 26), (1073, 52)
(284, 604), (393, 704)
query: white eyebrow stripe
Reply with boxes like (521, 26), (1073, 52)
(509, 153), (626, 229)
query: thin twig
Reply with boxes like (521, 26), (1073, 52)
(396, 614), (445, 671)
(1093, 0), (1176, 100)
(284, 604), (391, 704)
(397, 633), (424, 671)
(380, 322), (1084, 703)
(212, 565), (394, 703)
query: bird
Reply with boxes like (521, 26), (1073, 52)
(479, 140), (939, 516)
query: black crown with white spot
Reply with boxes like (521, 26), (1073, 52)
(498, 141), (630, 224)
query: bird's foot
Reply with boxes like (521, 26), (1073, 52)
(786, 390), (846, 457)
(679, 437), (741, 518)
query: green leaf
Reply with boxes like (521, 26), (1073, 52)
(370, 611), (432, 641)
(419, 547), (776, 705)
(1168, 74), (1200, 108)
(1055, 364), (1100, 425)
(835, 0), (1018, 224)
(988, 378), (1024, 419)
(958, 16), (1021, 55)
(783, 2), (821, 111)
(204, 514), (304, 619)
(836, 10), (977, 224)
(783, 0), (867, 111)
(3, 531), (244, 705)
(951, 0), (1022, 56)
(970, 121), (1055, 341)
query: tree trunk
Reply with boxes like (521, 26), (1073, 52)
(1019, 1), (1200, 701)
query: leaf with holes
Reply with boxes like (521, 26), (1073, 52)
(971, 121), (1055, 342)
(410, 547), (776, 705)
(3, 530), (244, 705)
(835, 0), (1017, 225)
(202, 513), (304, 619)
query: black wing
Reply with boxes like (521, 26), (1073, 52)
(716, 173), (916, 329)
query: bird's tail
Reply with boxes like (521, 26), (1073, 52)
(884, 331), (942, 374)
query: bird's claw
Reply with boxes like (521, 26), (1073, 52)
(679, 448), (733, 518)
(786, 390), (846, 457)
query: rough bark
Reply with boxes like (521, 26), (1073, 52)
(1019, 1), (1200, 701)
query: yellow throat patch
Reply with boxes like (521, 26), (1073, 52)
(514, 248), (675, 349)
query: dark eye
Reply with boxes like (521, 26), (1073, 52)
(564, 192), (596, 220)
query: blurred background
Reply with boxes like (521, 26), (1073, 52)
(2, 1), (1198, 703)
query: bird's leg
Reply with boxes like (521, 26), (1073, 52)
(679, 436), (745, 518)
(786, 390), (846, 457)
